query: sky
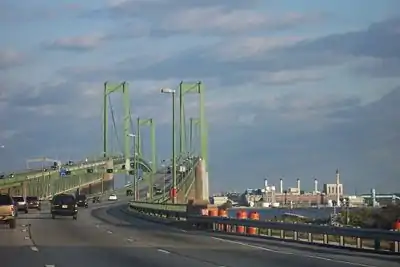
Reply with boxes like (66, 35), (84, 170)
(1, 0), (400, 194)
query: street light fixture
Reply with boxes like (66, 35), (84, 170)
(160, 87), (177, 204)
(127, 133), (138, 199)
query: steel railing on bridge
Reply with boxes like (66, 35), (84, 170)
(127, 201), (400, 254)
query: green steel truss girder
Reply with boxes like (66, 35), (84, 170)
(0, 169), (103, 199)
(136, 117), (156, 198)
(0, 156), (153, 192)
(179, 81), (208, 170)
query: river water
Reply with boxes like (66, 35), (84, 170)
(227, 207), (359, 220)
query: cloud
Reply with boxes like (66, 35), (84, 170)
(160, 8), (322, 35)
(0, 49), (25, 70)
(126, 17), (400, 82)
(208, 87), (400, 192)
(3, 6), (400, 193)
(88, 0), (322, 37)
(1, 1), (83, 23)
(43, 34), (106, 51)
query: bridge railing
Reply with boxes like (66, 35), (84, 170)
(128, 201), (400, 254)
(152, 157), (200, 203)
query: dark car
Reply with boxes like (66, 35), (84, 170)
(153, 186), (163, 195)
(26, 196), (41, 210)
(51, 194), (78, 220)
(76, 194), (88, 208)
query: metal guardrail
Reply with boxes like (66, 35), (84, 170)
(152, 157), (199, 204)
(130, 201), (187, 211)
(128, 202), (400, 254)
(39, 155), (197, 201)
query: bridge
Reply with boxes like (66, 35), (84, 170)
(3, 81), (396, 267)
(0, 81), (208, 203)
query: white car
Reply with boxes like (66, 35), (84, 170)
(108, 194), (117, 201)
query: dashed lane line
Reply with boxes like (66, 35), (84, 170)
(157, 249), (171, 254)
(210, 237), (378, 267)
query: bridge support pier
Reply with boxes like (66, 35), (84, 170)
(183, 158), (209, 204)
(22, 181), (27, 199)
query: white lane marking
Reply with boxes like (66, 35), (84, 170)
(24, 236), (30, 240)
(44, 265), (55, 267)
(157, 249), (171, 254)
(180, 229), (187, 232)
(126, 238), (133, 242)
(21, 228), (27, 232)
(210, 237), (377, 267)
(107, 230), (113, 234)
(31, 246), (39, 252)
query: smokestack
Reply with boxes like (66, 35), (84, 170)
(279, 178), (283, 194)
(264, 178), (268, 188)
(297, 178), (300, 192)
(336, 169), (340, 184)
(336, 169), (340, 205)
(314, 178), (318, 192)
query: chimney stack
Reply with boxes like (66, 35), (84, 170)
(279, 178), (283, 194)
(297, 178), (300, 193)
(314, 178), (318, 192)
(336, 169), (340, 205)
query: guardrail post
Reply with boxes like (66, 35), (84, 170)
(339, 236), (345, 246)
(356, 237), (362, 249)
(323, 234), (328, 244)
(293, 231), (298, 241)
(307, 233), (313, 243)
(394, 241), (399, 252)
(374, 239), (380, 250)
(280, 230), (285, 239)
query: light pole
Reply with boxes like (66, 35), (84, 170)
(127, 133), (137, 199)
(160, 88), (177, 204)
(161, 160), (166, 196)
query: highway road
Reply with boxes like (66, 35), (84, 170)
(1, 199), (399, 267)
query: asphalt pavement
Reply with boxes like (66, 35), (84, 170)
(1, 197), (399, 267)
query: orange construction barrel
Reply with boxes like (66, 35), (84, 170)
(236, 210), (248, 234)
(218, 209), (228, 231)
(247, 211), (260, 235)
(208, 209), (218, 217)
(393, 219), (400, 230)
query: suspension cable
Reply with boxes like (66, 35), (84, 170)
(129, 110), (136, 154)
(108, 94), (123, 153)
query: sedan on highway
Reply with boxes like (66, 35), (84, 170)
(26, 196), (41, 210)
(108, 194), (118, 201)
(12, 196), (28, 213)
